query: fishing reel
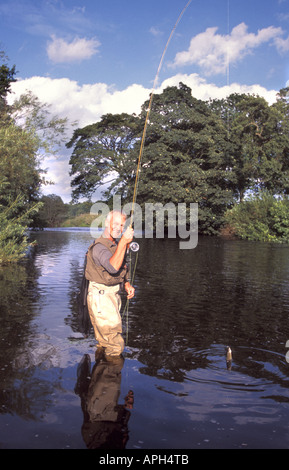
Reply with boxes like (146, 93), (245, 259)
(130, 242), (139, 252)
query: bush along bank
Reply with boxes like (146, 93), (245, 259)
(224, 191), (289, 243)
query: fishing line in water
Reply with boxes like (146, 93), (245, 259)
(122, 248), (138, 345)
(122, 0), (193, 344)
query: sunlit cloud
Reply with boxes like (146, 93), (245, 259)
(10, 73), (278, 128)
(9, 76), (150, 127)
(41, 154), (72, 199)
(47, 35), (101, 63)
(170, 23), (284, 76)
(274, 35), (289, 53)
(160, 73), (278, 105)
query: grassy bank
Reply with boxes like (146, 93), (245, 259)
(60, 213), (104, 228)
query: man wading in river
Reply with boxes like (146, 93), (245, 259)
(85, 210), (135, 358)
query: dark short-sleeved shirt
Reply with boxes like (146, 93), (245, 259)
(92, 242), (118, 274)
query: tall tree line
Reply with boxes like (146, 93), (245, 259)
(67, 83), (289, 234)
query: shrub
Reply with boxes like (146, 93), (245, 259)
(0, 195), (41, 264)
(225, 192), (289, 243)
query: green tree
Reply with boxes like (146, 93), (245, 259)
(11, 91), (69, 160)
(34, 194), (68, 228)
(209, 89), (289, 201)
(67, 84), (233, 234)
(0, 120), (41, 202)
(67, 113), (141, 201)
(0, 176), (41, 263)
(133, 83), (233, 233)
(0, 55), (69, 205)
(0, 50), (16, 112)
(0, 52), (70, 262)
(225, 191), (289, 243)
(66, 84), (289, 236)
(66, 200), (94, 217)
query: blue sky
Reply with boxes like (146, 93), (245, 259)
(1, 0), (289, 202)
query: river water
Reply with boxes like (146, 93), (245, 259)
(0, 229), (289, 449)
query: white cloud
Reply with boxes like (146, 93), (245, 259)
(8, 77), (152, 201)
(159, 73), (278, 105)
(10, 73), (278, 128)
(170, 23), (284, 75)
(47, 35), (100, 63)
(274, 35), (289, 53)
(9, 73), (278, 201)
(9, 77), (150, 128)
(41, 155), (72, 199)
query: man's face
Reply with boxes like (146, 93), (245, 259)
(109, 213), (126, 239)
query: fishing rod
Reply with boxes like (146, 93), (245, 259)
(123, 1), (193, 338)
(130, 0), (193, 227)
(127, 0), (192, 254)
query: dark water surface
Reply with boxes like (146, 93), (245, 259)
(0, 229), (289, 449)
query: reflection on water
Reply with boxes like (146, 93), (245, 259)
(75, 351), (133, 449)
(0, 230), (289, 448)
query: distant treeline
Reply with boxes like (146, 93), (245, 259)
(33, 195), (97, 228)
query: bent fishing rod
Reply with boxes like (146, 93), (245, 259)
(127, 0), (192, 258)
(129, 0), (193, 229)
(123, 1), (193, 327)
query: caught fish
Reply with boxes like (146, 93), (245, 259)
(226, 346), (232, 370)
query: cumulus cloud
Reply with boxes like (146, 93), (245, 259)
(9, 77), (150, 127)
(10, 73), (278, 129)
(41, 155), (72, 198)
(170, 23), (284, 75)
(160, 73), (278, 105)
(47, 35), (100, 63)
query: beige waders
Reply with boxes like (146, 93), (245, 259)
(87, 281), (124, 356)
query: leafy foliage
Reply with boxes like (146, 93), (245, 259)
(134, 83), (234, 234)
(0, 50), (16, 108)
(33, 194), (68, 228)
(67, 113), (141, 201)
(67, 84), (235, 234)
(225, 191), (289, 243)
(0, 51), (70, 263)
(209, 89), (289, 200)
(11, 91), (69, 160)
(0, 176), (41, 263)
(0, 120), (41, 202)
